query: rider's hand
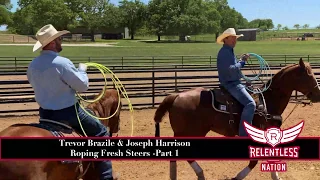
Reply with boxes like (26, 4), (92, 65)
(78, 63), (87, 72)
(241, 53), (250, 61)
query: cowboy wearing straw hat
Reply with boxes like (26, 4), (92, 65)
(27, 24), (118, 180)
(216, 28), (255, 137)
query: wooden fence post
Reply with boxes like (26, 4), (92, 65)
(122, 57), (124, 69)
(181, 56), (184, 68)
(152, 71), (155, 107)
(175, 65), (178, 92)
(14, 57), (17, 72)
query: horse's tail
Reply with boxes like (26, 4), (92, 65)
(154, 94), (178, 137)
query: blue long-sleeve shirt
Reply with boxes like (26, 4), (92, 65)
(27, 50), (89, 110)
(217, 44), (245, 85)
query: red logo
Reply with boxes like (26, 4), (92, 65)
(244, 120), (304, 147)
(243, 120), (304, 172)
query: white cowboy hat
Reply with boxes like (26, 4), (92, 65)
(216, 28), (244, 44)
(33, 24), (70, 52)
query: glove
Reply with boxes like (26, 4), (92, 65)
(240, 53), (250, 61)
(78, 63), (87, 72)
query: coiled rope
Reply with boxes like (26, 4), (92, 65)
(240, 53), (273, 94)
(74, 62), (134, 137)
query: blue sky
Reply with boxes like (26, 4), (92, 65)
(1, 0), (319, 31)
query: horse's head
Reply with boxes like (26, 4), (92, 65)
(108, 99), (122, 135)
(271, 58), (320, 103)
(255, 58), (320, 129)
(87, 89), (122, 136)
(290, 58), (320, 102)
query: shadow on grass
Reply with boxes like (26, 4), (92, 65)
(140, 40), (215, 44)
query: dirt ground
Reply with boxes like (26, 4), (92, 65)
(0, 103), (320, 180)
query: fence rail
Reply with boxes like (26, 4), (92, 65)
(0, 54), (319, 74)
(0, 65), (316, 116)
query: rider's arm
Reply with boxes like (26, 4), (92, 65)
(218, 49), (244, 73)
(57, 58), (89, 92)
(238, 59), (246, 68)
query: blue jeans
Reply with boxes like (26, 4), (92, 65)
(39, 103), (114, 180)
(222, 82), (256, 136)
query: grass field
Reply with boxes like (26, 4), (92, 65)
(1, 40), (320, 58)
(1, 28), (320, 58)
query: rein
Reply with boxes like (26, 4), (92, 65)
(76, 162), (92, 180)
(280, 98), (312, 125)
(282, 84), (318, 123)
(280, 84), (318, 125)
(254, 83), (316, 126)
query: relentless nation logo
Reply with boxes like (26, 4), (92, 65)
(244, 120), (304, 172)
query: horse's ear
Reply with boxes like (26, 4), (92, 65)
(299, 57), (306, 69)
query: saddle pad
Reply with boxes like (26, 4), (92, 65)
(28, 121), (74, 137)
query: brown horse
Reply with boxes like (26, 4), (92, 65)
(154, 58), (320, 180)
(0, 89), (122, 180)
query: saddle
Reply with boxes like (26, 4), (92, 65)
(11, 108), (97, 179)
(26, 107), (97, 138)
(213, 85), (263, 114)
(200, 85), (282, 125)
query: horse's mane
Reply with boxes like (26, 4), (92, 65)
(264, 63), (303, 90)
(86, 89), (120, 118)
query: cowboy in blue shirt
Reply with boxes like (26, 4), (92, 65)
(216, 28), (256, 137)
(27, 24), (118, 180)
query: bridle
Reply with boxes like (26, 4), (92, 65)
(275, 84), (318, 125)
(256, 83), (317, 130)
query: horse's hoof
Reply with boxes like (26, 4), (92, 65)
(112, 171), (120, 180)
(231, 178), (239, 180)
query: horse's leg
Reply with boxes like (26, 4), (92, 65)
(170, 160), (205, 180)
(170, 134), (206, 180)
(271, 172), (281, 180)
(187, 160), (205, 180)
(233, 160), (258, 180)
(170, 160), (177, 180)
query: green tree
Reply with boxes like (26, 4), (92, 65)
(293, 24), (300, 29)
(0, 0), (12, 26)
(213, 0), (238, 40)
(103, 4), (121, 29)
(277, 24), (282, 30)
(202, 0), (221, 34)
(11, 0), (75, 34)
(31, 0), (74, 30)
(303, 24), (309, 29)
(119, 0), (147, 40)
(0, 0), (9, 5)
(78, 0), (112, 41)
(170, 0), (207, 41)
(0, 6), (12, 26)
(248, 19), (274, 30)
(63, 0), (88, 29)
(0, 0), (11, 9)
(7, 5), (36, 34)
(282, 26), (289, 30)
(147, 0), (175, 41)
(234, 11), (249, 29)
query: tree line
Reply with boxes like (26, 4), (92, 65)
(1, 0), (275, 41)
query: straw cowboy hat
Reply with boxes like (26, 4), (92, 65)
(216, 28), (243, 44)
(33, 24), (70, 52)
